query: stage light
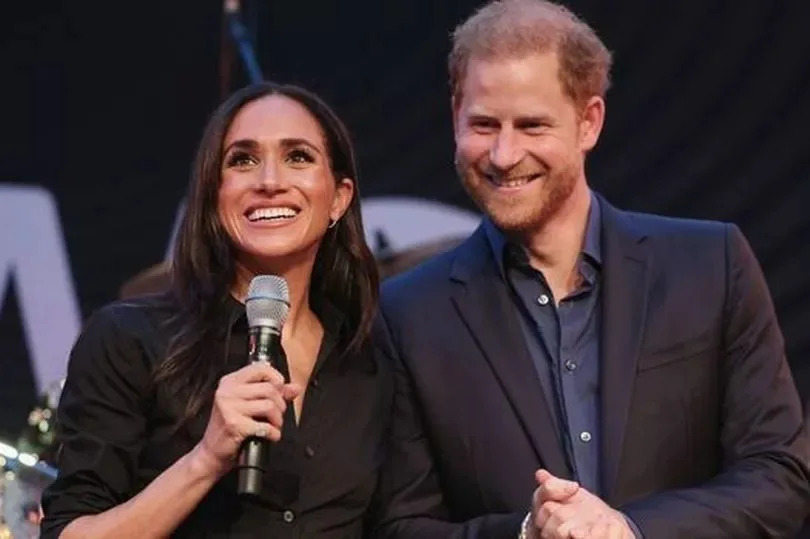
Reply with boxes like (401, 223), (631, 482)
(0, 441), (19, 460)
(18, 453), (38, 467)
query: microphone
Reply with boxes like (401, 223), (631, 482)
(237, 275), (290, 497)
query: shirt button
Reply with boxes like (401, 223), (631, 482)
(537, 294), (550, 306)
(564, 360), (577, 372)
(283, 510), (295, 523)
(579, 431), (592, 443)
(305, 445), (315, 458)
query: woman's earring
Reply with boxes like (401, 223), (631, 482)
(328, 218), (338, 229)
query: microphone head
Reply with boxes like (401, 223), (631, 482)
(245, 275), (290, 330)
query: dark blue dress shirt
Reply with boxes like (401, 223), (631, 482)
(485, 194), (603, 495)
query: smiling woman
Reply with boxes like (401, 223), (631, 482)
(39, 82), (389, 539)
(217, 94), (355, 288)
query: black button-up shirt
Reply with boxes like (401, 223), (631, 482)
(41, 292), (392, 538)
(485, 194), (603, 494)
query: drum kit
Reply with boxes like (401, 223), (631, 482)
(0, 379), (63, 538)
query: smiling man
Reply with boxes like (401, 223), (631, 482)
(373, 1), (810, 538)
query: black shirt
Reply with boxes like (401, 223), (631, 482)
(40, 292), (392, 538)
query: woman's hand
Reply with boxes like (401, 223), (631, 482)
(191, 362), (301, 477)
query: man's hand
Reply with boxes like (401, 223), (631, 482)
(528, 469), (634, 539)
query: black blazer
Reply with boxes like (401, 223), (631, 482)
(373, 196), (810, 538)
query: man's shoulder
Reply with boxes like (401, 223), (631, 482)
(381, 243), (460, 303)
(608, 207), (746, 277)
(615, 207), (734, 251)
(620, 207), (729, 237)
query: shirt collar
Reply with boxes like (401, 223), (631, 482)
(218, 290), (347, 339)
(484, 190), (602, 279)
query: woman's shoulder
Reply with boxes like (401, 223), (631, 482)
(70, 291), (181, 370)
(83, 291), (180, 335)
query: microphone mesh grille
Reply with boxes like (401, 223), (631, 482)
(245, 275), (290, 329)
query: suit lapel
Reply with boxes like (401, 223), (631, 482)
(598, 198), (652, 500)
(449, 226), (571, 478)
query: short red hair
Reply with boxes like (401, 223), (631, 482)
(449, 0), (612, 109)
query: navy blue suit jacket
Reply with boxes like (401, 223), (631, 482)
(373, 196), (810, 538)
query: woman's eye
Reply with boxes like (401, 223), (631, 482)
(287, 148), (315, 164)
(226, 151), (258, 168)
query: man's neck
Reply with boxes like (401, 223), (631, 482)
(520, 183), (592, 302)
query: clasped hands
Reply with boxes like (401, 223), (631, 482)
(526, 469), (634, 539)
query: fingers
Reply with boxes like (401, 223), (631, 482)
(536, 500), (560, 536)
(220, 363), (301, 407)
(531, 473), (626, 539)
(532, 470), (580, 537)
(232, 364), (302, 399)
(540, 515), (593, 539)
(535, 469), (579, 502)
(242, 417), (282, 442)
(605, 519), (627, 539)
(212, 364), (298, 447)
(281, 382), (303, 400)
(537, 501), (578, 538)
(569, 523), (593, 539)
(239, 398), (285, 428)
(535, 499), (561, 528)
(565, 516), (621, 539)
(537, 506), (628, 539)
(229, 361), (286, 385)
(201, 363), (302, 470)
(235, 382), (289, 411)
(556, 517), (588, 539)
(536, 469), (554, 483)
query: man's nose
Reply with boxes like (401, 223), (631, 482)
(489, 128), (524, 171)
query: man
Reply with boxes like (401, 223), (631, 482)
(373, 1), (810, 537)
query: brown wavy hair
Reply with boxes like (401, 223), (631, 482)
(154, 82), (378, 424)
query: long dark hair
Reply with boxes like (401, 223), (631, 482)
(154, 82), (379, 424)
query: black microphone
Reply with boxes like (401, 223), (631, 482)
(237, 275), (290, 497)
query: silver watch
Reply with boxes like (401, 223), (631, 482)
(518, 511), (531, 539)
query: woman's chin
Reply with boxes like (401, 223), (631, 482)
(237, 239), (319, 271)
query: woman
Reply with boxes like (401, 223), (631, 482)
(40, 82), (389, 538)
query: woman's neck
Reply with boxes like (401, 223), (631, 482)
(230, 253), (318, 339)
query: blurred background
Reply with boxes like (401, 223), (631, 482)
(2, 0), (810, 536)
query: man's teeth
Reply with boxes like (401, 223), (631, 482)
(490, 175), (535, 188)
(247, 207), (299, 221)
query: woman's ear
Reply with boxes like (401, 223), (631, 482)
(330, 177), (354, 223)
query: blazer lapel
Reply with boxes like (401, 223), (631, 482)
(598, 197), (652, 500)
(449, 226), (571, 478)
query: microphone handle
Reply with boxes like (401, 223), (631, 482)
(237, 325), (283, 496)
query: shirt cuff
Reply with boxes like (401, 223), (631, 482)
(622, 513), (643, 538)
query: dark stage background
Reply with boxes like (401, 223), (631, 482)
(1, 0), (809, 444)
